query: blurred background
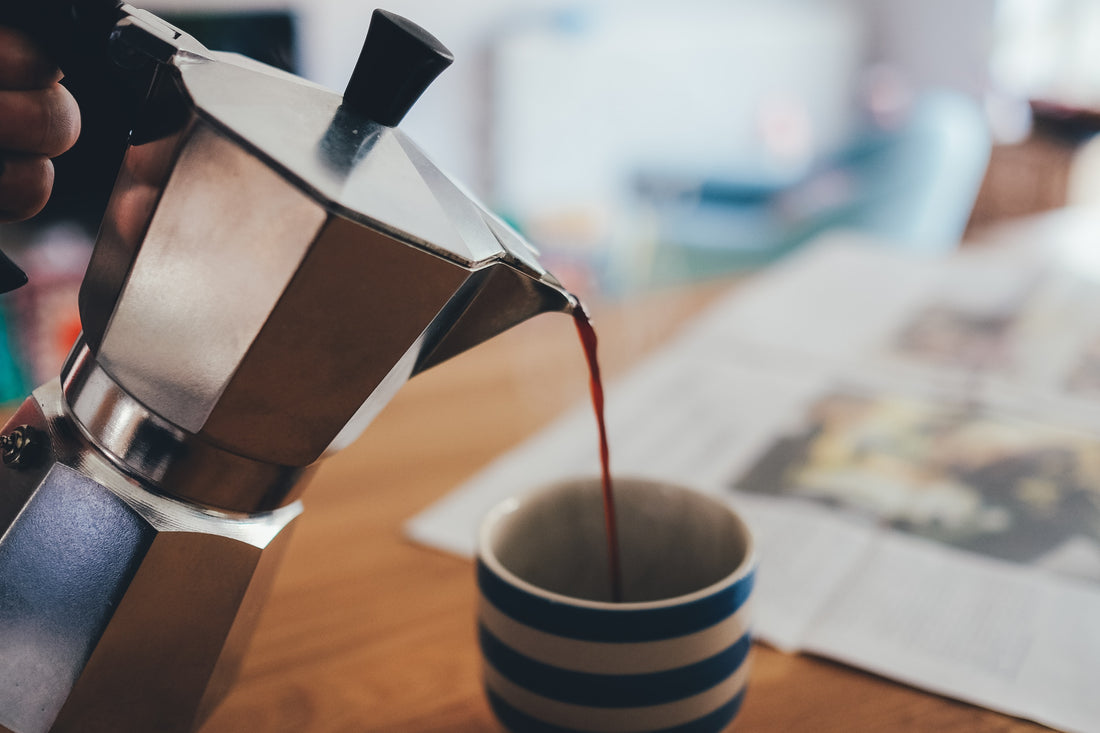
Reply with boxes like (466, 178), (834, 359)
(2, 0), (1100, 401)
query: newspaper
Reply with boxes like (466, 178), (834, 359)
(407, 230), (1100, 732)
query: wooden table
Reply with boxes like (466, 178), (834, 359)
(199, 279), (1051, 733)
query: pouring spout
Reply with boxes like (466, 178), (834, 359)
(412, 263), (579, 375)
(543, 272), (582, 315)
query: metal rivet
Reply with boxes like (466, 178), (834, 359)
(1, 425), (43, 469)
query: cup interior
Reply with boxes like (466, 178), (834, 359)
(481, 478), (752, 604)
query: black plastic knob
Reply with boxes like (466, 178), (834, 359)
(342, 9), (453, 127)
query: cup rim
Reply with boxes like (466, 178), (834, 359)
(477, 476), (756, 611)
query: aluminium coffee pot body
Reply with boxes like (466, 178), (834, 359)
(0, 5), (576, 733)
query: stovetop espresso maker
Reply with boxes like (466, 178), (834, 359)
(0, 4), (576, 732)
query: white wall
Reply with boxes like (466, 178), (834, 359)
(490, 3), (866, 223)
(143, 0), (999, 209)
(145, 0), (542, 189)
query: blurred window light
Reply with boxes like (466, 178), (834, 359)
(993, 0), (1100, 107)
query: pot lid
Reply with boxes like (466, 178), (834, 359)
(145, 8), (548, 277)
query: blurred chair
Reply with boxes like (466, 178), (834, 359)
(619, 89), (992, 290)
(836, 89), (992, 252)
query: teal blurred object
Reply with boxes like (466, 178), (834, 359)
(618, 90), (991, 290)
(0, 305), (29, 405)
(837, 90), (991, 252)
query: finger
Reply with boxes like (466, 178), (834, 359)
(0, 28), (62, 90)
(0, 85), (81, 157)
(0, 154), (54, 222)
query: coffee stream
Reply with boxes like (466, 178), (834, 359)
(573, 306), (623, 603)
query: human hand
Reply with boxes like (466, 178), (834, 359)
(0, 26), (81, 222)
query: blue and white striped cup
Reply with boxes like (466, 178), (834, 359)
(477, 477), (755, 733)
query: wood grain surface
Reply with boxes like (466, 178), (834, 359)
(198, 280), (1051, 733)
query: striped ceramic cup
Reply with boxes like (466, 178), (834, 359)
(477, 477), (755, 733)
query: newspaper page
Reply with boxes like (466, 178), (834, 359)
(407, 231), (1100, 732)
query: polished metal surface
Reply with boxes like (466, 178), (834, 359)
(63, 342), (311, 512)
(0, 463), (156, 733)
(96, 123), (327, 435)
(0, 381), (302, 733)
(72, 8), (576, 497)
(0, 4), (580, 732)
(177, 46), (551, 273)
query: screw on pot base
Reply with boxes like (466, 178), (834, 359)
(1, 425), (44, 469)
